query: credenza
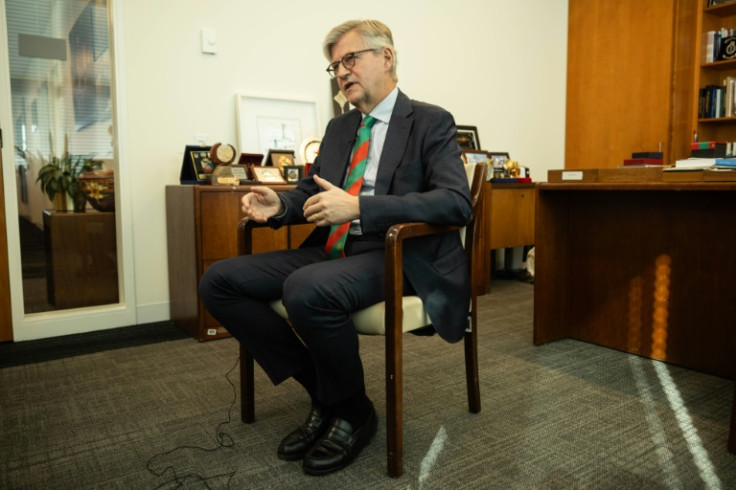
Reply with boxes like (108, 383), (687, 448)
(165, 185), (313, 341)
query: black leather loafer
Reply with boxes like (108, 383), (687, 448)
(277, 405), (332, 461)
(302, 403), (377, 476)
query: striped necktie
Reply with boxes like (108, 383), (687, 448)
(324, 115), (377, 259)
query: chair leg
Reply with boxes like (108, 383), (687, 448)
(385, 334), (404, 477)
(464, 318), (481, 414)
(239, 342), (255, 423)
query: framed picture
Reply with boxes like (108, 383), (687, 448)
(456, 125), (481, 151)
(235, 94), (321, 164)
(265, 149), (295, 172)
(250, 165), (287, 184)
(282, 165), (303, 183)
(179, 144), (211, 184)
(462, 150), (490, 164)
(190, 150), (215, 181)
(488, 152), (511, 178)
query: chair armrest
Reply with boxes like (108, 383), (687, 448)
(238, 218), (272, 255)
(383, 222), (464, 341)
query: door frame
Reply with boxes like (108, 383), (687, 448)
(0, 140), (12, 342)
(0, 0), (137, 341)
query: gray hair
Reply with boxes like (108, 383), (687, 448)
(323, 19), (398, 82)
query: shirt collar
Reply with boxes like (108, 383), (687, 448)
(366, 86), (399, 124)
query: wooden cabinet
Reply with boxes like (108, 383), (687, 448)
(43, 210), (118, 309)
(694, 1), (736, 145)
(565, 0), (699, 168)
(165, 185), (313, 341)
(481, 182), (535, 293)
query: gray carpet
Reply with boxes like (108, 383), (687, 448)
(1, 280), (734, 489)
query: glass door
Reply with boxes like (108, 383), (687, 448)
(1, 0), (134, 339)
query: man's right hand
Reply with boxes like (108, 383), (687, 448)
(241, 186), (283, 222)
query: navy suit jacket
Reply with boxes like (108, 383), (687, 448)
(272, 90), (472, 343)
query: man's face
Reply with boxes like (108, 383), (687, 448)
(330, 30), (390, 114)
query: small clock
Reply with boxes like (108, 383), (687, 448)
(300, 138), (321, 165)
(210, 142), (237, 166)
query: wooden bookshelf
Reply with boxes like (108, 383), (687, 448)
(694, 0), (736, 143)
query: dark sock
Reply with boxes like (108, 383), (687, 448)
(334, 390), (372, 428)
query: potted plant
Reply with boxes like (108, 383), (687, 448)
(36, 152), (103, 212)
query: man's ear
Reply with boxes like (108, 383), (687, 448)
(382, 47), (394, 70)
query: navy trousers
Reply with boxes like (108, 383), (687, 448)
(199, 238), (408, 405)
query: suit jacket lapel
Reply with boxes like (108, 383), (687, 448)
(374, 91), (413, 195)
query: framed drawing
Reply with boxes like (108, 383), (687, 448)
(235, 94), (320, 164)
(250, 165), (287, 184)
(456, 125), (481, 151)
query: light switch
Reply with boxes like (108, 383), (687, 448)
(201, 28), (216, 54)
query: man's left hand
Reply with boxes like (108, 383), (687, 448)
(303, 175), (360, 227)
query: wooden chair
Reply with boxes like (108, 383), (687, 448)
(236, 163), (485, 477)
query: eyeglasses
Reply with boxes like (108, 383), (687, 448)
(326, 49), (377, 78)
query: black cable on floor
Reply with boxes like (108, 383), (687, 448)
(146, 355), (240, 490)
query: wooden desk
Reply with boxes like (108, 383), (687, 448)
(43, 210), (118, 309)
(166, 185), (313, 341)
(482, 182), (535, 292)
(534, 182), (736, 453)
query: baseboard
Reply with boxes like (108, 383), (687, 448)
(135, 301), (170, 324)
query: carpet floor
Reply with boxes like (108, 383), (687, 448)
(1, 280), (734, 489)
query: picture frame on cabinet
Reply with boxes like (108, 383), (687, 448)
(283, 165), (303, 183)
(250, 165), (287, 184)
(462, 149), (490, 164)
(179, 145), (213, 184)
(488, 152), (511, 179)
(265, 149), (295, 173)
(456, 125), (481, 151)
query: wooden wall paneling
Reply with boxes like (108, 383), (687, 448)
(566, 0), (676, 169)
(671, 0), (700, 162)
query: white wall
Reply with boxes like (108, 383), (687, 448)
(119, 0), (568, 324)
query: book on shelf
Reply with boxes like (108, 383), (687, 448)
(714, 158), (736, 168)
(691, 141), (726, 150)
(691, 146), (727, 158)
(672, 157), (736, 169)
(631, 151), (663, 159)
(491, 177), (532, 184)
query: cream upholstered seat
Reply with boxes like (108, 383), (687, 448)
(237, 162), (485, 477)
(268, 293), (430, 336)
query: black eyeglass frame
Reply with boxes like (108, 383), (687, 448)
(326, 48), (378, 78)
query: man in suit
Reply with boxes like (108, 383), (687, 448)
(199, 19), (471, 476)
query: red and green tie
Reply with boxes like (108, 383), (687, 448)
(324, 115), (377, 259)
